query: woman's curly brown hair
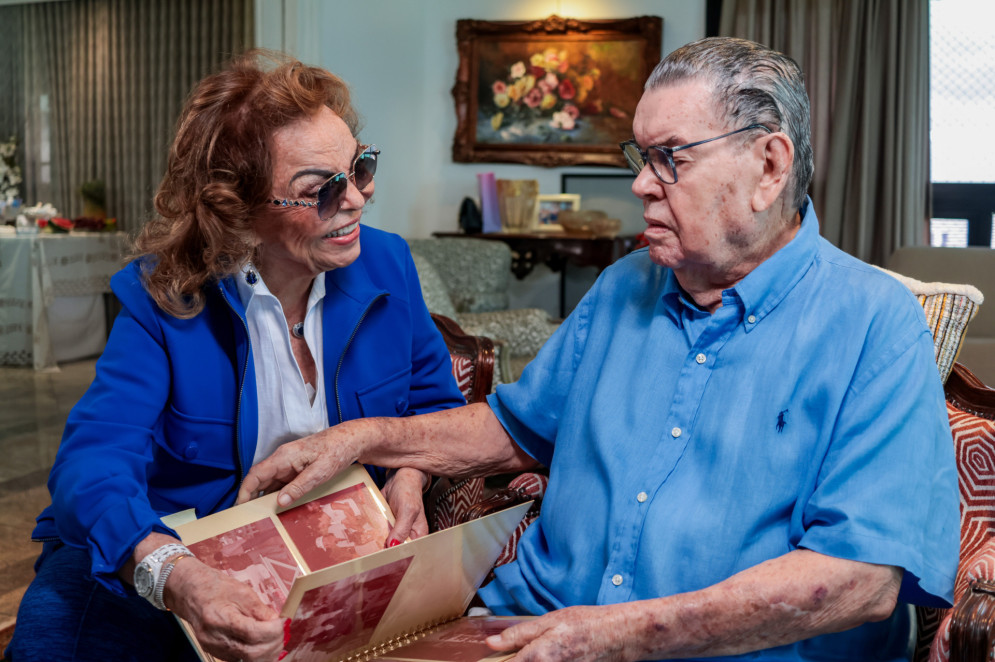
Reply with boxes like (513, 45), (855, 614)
(132, 49), (359, 318)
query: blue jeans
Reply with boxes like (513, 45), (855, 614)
(5, 542), (199, 662)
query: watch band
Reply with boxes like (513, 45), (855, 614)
(153, 553), (191, 611)
(134, 543), (192, 610)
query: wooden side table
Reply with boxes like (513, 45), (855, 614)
(433, 232), (640, 317)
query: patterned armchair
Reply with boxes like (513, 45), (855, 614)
(914, 362), (995, 661)
(427, 312), (546, 567)
(409, 238), (559, 385)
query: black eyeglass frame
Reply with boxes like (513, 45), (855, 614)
(270, 144), (380, 219)
(619, 124), (772, 184)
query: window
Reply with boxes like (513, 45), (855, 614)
(929, 0), (995, 247)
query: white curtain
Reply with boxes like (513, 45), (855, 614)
(5, 0), (253, 233)
(720, 0), (930, 266)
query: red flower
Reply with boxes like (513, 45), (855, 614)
(558, 78), (576, 100)
(523, 87), (544, 108)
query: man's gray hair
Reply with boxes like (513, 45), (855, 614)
(645, 37), (814, 212)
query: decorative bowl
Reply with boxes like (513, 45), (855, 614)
(558, 210), (621, 238)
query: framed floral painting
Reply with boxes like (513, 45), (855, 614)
(452, 15), (663, 168)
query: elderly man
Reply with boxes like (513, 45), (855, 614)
(241, 38), (958, 661)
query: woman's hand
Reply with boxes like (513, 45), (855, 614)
(165, 556), (286, 662)
(382, 467), (432, 545)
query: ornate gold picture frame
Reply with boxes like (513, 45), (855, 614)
(451, 15), (663, 167)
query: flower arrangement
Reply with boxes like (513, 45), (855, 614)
(487, 47), (621, 137)
(0, 135), (23, 202)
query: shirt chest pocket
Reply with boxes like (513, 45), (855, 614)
(159, 405), (237, 469)
(355, 367), (411, 418)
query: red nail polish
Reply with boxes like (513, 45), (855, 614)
(388, 538), (401, 547)
(284, 618), (292, 646)
(279, 650), (288, 660)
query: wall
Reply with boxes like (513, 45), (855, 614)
(256, 0), (706, 315)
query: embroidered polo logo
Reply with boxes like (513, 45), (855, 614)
(776, 409), (788, 433)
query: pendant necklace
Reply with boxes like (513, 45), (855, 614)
(291, 322), (304, 339)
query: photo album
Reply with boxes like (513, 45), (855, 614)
(164, 465), (532, 662)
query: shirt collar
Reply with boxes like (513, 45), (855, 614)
(658, 198), (819, 330)
(730, 197), (819, 331)
(235, 263), (327, 313)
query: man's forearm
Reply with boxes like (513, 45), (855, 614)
(614, 550), (901, 658)
(364, 403), (537, 478)
(491, 549), (902, 660)
(242, 403), (539, 507)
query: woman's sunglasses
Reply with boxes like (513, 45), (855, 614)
(270, 144), (379, 219)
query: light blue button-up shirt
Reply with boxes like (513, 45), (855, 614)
(480, 201), (958, 660)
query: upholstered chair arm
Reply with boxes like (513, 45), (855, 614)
(946, 541), (995, 661)
(457, 309), (560, 358)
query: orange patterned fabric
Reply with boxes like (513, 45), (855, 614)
(925, 401), (995, 662)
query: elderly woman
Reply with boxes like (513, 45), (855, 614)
(7, 51), (464, 662)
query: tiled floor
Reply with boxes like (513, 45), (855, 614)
(0, 358), (97, 634)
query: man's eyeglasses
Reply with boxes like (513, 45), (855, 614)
(270, 144), (380, 219)
(619, 124), (771, 184)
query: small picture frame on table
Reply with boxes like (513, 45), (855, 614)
(535, 193), (581, 231)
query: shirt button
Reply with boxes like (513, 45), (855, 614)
(695, 353), (706, 364)
(747, 314), (757, 324)
(671, 427), (682, 438)
(636, 491), (648, 503)
(611, 574), (624, 586)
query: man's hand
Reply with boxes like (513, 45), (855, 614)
(487, 606), (642, 662)
(237, 422), (367, 506)
(382, 467), (432, 545)
(165, 556), (285, 662)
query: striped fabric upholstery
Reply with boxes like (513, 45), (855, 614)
(877, 267), (983, 383)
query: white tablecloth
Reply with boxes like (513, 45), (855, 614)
(0, 232), (129, 370)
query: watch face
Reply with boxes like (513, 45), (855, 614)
(134, 563), (155, 597)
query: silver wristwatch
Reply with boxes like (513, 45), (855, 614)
(134, 543), (193, 610)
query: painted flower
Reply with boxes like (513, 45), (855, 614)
(485, 47), (611, 133)
(550, 110), (576, 131)
(558, 78), (576, 100)
(523, 87), (544, 109)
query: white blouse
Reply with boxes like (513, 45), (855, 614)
(236, 264), (329, 466)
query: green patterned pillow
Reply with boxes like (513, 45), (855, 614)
(878, 266), (983, 383)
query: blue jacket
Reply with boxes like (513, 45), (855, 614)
(32, 227), (465, 593)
